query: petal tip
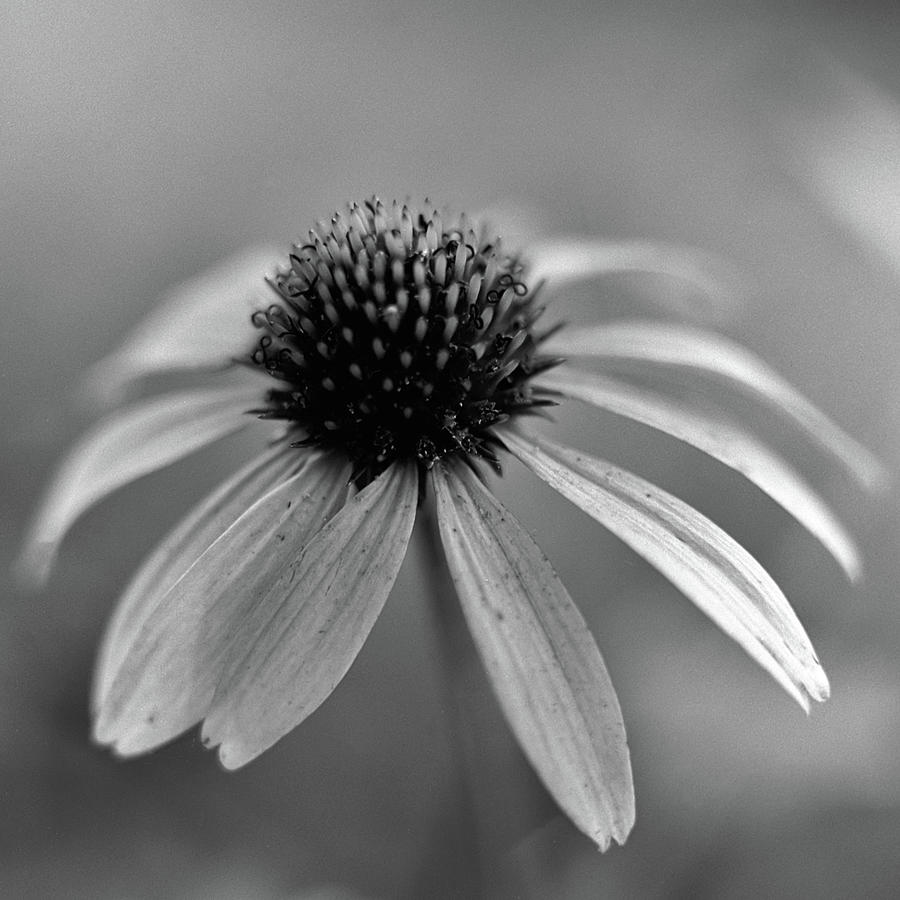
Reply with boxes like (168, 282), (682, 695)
(811, 668), (831, 704)
(11, 541), (55, 591)
(590, 806), (635, 852)
(216, 746), (246, 772)
(204, 729), (253, 772)
(90, 719), (112, 748)
(842, 549), (863, 585)
(793, 667), (831, 713)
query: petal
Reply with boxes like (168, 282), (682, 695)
(17, 385), (260, 586)
(432, 460), (634, 851)
(503, 428), (830, 711)
(525, 236), (739, 311)
(92, 443), (303, 712)
(538, 366), (860, 580)
(201, 460), (418, 770)
(541, 319), (887, 491)
(84, 246), (283, 404)
(94, 451), (350, 756)
(774, 60), (900, 282)
(472, 200), (547, 249)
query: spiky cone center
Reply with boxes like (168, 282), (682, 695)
(249, 198), (560, 487)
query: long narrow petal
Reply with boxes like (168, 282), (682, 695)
(432, 460), (634, 851)
(84, 246), (283, 404)
(17, 385), (260, 586)
(93, 444), (303, 712)
(541, 319), (887, 491)
(201, 461), (418, 770)
(538, 366), (860, 579)
(503, 428), (829, 711)
(525, 236), (739, 311)
(94, 451), (350, 756)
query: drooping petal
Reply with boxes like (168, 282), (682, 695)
(17, 385), (261, 586)
(503, 428), (830, 711)
(432, 460), (634, 851)
(84, 246), (283, 404)
(93, 443), (303, 712)
(525, 236), (739, 311)
(538, 366), (860, 579)
(201, 460), (418, 770)
(541, 319), (887, 491)
(94, 451), (350, 756)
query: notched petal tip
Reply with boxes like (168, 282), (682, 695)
(588, 785), (636, 852)
(791, 667), (828, 716)
(211, 735), (256, 772)
(593, 819), (633, 853)
(198, 720), (253, 772)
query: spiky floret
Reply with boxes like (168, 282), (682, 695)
(249, 198), (560, 488)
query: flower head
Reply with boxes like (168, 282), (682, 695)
(246, 199), (557, 487)
(19, 198), (884, 851)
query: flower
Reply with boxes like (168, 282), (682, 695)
(18, 198), (884, 851)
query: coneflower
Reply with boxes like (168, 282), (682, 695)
(18, 198), (883, 850)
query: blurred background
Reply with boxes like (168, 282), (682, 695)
(3, 1), (900, 897)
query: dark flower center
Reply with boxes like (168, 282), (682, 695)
(248, 198), (559, 488)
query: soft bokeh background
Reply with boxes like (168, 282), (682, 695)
(4, 1), (900, 897)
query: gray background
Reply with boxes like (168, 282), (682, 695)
(3, 1), (900, 897)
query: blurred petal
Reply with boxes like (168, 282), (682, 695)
(84, 246), (283, 404)
(472, 200), (547, 249)
(17, 385), (259, 586)
(538, 366), (860, 579)
(432, 460), (634, 851)
(201, 460), (418, 770)
(542, 319), (887, 491)
(503, 428), (830, 711)
(525, 236), (739, 312)
(92, 444), (303, 712)
(775, 60), (900, 282)
(95, 451), (350, 756)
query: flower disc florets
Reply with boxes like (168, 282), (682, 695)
(250, 198), (559, 487)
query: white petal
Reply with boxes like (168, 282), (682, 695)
(541, 319), (887, 491)
(432, 460), (634, 851)
(503, 428), (830, 711)
(84, 246), (283, 404)
(538, 366), (860, 579)
(94, 451), (350, 756)
(17, 385), (260, 586)
(525, 236), (739, 311)
(93, 444), (303, 712)
(201, 461), (418, 770)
